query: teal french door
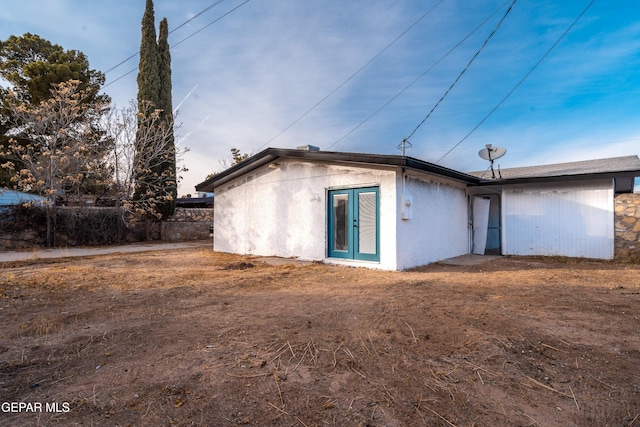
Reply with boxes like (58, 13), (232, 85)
(328, 187), (379, 262)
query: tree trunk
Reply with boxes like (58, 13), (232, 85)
(46, 205), (55, 247)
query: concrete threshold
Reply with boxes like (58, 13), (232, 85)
(437, 254), (502, 266)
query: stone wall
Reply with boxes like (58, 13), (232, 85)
(166, 207), (213, 223)
(0, 229), (46, 250)
(615, 194), (640, 262)
(0, 206), (213, 250)
(161, 207), (213, 242)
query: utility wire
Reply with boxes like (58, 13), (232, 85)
(104, 0), (226, 74)
(104, 0), (251, 88)
(104, 68), (137, 88)
(171, 0), (226, 34)
(436, 0), (597, 163)
(254, 0), (447, 152)
(172, 0), (250, 48)
(401, 0), (517, 145)
(325, 0), (510, 150)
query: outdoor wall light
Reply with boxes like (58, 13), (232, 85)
(268, 162), (280, 169)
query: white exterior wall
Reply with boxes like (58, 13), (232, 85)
(213, 159), (398, 269)
(502, 179), (614, 259)
(395, 172), (469, 269)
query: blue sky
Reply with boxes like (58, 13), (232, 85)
(1, 0), (639, 195)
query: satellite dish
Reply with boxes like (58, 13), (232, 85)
(478, 144), (506, 161)
(478, 144), (506, 178)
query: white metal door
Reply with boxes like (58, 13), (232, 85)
(472, 197), (491, 255)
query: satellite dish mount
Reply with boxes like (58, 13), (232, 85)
(478, 144), (506, 179)
(397, 138), (413, 157)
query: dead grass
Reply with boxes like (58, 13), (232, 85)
(1, 248), (639, 426)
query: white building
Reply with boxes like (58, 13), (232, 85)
(196, 148), (640, 270)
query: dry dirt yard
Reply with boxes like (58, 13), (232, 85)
(0, 247), (639, 427)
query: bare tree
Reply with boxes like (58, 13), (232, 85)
(101, 102), (137, 206)
(205, 148), (252, 181)
(0, 80), (111, 245)
(102, 101), (187, 238)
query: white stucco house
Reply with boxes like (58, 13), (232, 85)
(196, 147), (640, 270)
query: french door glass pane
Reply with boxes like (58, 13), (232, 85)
(358, 191), (377, 254)
(333, 194), (349, 251)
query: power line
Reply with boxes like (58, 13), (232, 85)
(436, 0), (597, 164)
(104, 54), (138, 76)
(171, 0), (226, 34)
(254, 0), (447, 152)
(103, 0), (251, 88)
(325, 0), (511, 150)
(104, 67), (137, 88)
(104, 0), (226, 74)
(401, 0), (517, 146)
(172, 0), (250, 48)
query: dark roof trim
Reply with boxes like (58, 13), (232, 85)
(196, 149), (279, 191)
(476, 170), (640, 186)
(196, 148), (481, 191)
(196, 148), (640, 192)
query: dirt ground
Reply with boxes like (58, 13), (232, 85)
(0, 248), (639, 427)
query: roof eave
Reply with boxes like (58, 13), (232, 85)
(403, 157), (480, 184)
(476, 170), (640, 186)
(195, 148), (480, 191)
(195, 149), (278, 192)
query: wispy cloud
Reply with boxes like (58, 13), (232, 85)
(1, 0), (638, 194)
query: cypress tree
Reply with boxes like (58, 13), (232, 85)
(134, 0), (176, 219)
(158, 18), (173, 124)
(157, 17), (177, 216)
(134, 0), (159, 205)
(136, 0), (160, 115)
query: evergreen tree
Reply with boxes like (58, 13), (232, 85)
(134, 0), (177, 219)
(157, 17), (177, 216)
(0, 33), (110, 189)
(136, 0), (160, 115)
(0, 33), (107, 106)
(158, 18), (173, 124)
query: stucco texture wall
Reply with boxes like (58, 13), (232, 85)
(213, 159), (397, 268)
(615, 193), (640, 262)
(395, 173), (469, 270)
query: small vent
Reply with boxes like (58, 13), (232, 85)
(297, 145), (320, 151)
